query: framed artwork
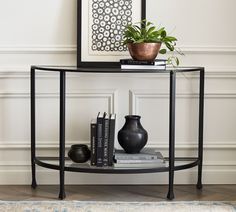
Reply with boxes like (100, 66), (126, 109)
(77, 0), (146, 67)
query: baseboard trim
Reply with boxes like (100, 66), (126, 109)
(0, 169), (235, 185)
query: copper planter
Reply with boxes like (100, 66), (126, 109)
(127, 42), (162, 61)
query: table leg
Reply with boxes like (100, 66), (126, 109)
(197, 68), (205, 189)
(31, 67), (37, 189)
(167, 71), (176, 200)
(58, 71), (66, 200)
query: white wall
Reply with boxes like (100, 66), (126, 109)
(0, 0), (235, 185)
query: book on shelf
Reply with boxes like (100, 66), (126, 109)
(96, 112), (104, 167)
(114, 148), (164, 161)
(114, 149), (165, 168)
(103, 113), (110, 166)
(115, 158), (164, 164)
(90, 119), (97, 166)
(114, 161), (166, 168)
(120, 59), (167, 66)
(121, 65), (166, 70)
(108, 114), (116, 166)
(90, 112), (116, 167)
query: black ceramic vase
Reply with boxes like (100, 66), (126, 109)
(118, 115), (148, 153)
(68, 144), (91, 163)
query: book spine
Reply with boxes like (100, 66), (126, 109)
(96, 117), (103, 167)
(90, 122), (97, 166)
(115, 155), (161, 160)
(121, 65), (166, 70)
(120, 60), (155, 65)
(115, 159), (164, 164)
(108, 118), (115, 166)
(103, 118), (109, 166)
(114, 162), (166, 168)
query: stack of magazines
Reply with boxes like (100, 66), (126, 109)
(114, 148), (166, 168)
(120, 59), (167, 70)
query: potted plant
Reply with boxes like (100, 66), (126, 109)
(123, 20), (182, 65)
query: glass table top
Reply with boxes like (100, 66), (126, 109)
(31, 65), (204, 73)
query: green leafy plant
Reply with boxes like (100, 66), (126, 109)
(123, 20), (183, 66)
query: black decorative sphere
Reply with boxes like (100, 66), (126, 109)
(118, 115), (148, 153)
(68, 144), (91, 163)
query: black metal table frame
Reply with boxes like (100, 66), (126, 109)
(30, 66), (205, 200)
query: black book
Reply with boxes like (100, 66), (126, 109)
(103, 113), (110, 166)
(108, 114), (116, 166)
(90, 119), (97, 166)
(120, 59), (167, 66)
(96, 112), (104, 167)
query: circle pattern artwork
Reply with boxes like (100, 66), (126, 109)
(91, 0), (133, 52)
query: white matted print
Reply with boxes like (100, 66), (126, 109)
(80, 0), (144, 63)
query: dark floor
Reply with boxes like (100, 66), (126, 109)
(0, 185), (235, 201)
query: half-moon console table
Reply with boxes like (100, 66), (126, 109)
(30, 66), (205, 200)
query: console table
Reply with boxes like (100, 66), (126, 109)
(30, 66), (205, 200)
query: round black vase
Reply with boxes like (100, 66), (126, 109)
(68, 144), (91, 163)
(118, 115), (148, 153)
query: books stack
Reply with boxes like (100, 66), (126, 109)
(114, 148), (165, 168)
(90, 112), (116, 167)
(120, 59), (167, 70)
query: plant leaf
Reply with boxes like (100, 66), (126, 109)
(165, 42), (174, 51)
(159, 49), (167, 54)
(134, 38), (145, 43)
(161, 30), (167, 38)
(146, 26), (156, 35)
(175, 57), (180, 66)
(165, 36), (177, 41)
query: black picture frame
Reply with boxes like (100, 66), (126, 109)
(77, 0), (146, 68)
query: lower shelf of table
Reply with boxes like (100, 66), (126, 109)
(35, 157), (200, 174)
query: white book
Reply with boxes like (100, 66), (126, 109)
(115, 159), (164, 164)
(115, 149), (164, 161)
(114, 161), (166, 168)
(121, 65), (166, 70)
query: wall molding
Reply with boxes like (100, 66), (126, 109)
(0, 45), (236, 54)
(0, 141), (235, 149)
(0, 89), (118, 121)
(1, 89), (236, 99)
(130, 90), (236, 99)
(0, 89), (117, 107)
(130, 89), (236, 115)
(178, 46), (236, 54)
(0, 45), (76, 54)
(146, 141), (236, 149)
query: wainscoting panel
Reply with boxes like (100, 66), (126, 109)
(0, 71), (235, 184)
(0, 0), (235, 184)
